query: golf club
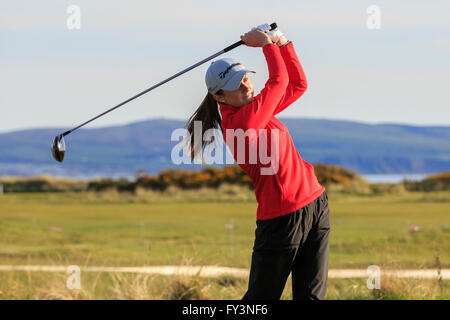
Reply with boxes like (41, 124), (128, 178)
(51, 23), (278, 162)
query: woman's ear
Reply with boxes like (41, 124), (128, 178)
(213, 93), (225, 104)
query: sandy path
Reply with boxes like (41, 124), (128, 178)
(0, 265), (448, 279)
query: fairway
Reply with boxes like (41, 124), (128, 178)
(0, 190), (449, 270)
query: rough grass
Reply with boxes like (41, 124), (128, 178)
(1, 269), (448, 300)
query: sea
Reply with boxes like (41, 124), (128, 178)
(361, 174), (428, 184)
(75, 173), (430, 183)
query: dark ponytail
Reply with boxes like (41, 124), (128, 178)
(185, 90), (224, 162)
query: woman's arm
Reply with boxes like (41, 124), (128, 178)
(272, 41), (308, 116)
(227, 42), (289, 131)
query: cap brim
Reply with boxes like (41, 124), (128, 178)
(221, 69), (255, 92)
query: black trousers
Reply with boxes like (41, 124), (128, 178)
(242, 191), (330, 300)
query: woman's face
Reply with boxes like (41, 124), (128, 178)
(214, 74), (254, 107)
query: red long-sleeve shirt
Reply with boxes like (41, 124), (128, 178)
(219, 42), (325, 220)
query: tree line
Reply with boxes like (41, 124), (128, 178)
(0, 164), (448, 193)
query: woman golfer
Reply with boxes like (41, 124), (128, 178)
(186, 25), (330, 300)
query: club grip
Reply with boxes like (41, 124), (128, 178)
(223, 22), (277, 52)
(223, 40), (244, 53)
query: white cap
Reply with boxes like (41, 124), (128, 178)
(205, 58), (255, 94)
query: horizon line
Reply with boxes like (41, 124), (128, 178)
(1, 116), (450, 134)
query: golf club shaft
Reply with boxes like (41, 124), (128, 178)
(62, 23), (277, 137)
(62, 50), (227, 136)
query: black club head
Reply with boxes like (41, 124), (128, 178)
(51, 135), (66, 162)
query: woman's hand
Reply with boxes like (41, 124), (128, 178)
(240, 29), (272, 48)
(252, 24), (287, 46)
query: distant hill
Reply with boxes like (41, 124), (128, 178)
(0, 118), (449, 178)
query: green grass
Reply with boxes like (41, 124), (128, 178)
(0, 187), (259, 268)
(0, 189), (448, 269)
(0, 188), (449, 299)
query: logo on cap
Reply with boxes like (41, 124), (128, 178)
(218, 63), (241, 79)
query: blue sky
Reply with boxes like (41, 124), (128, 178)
(1, 0), (449, 133)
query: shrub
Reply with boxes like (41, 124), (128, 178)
(135, 165), (252, 191)
(0, 176), (87, 193)
(426, 172), (450, 190)
(87, 179), (117, 192)
(135, 175), (166, 191)
(87, 178), (135, 193)
(313, 163), (358, 186)
(403, 171), (450, 192)
(370, 183), (407, 195)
